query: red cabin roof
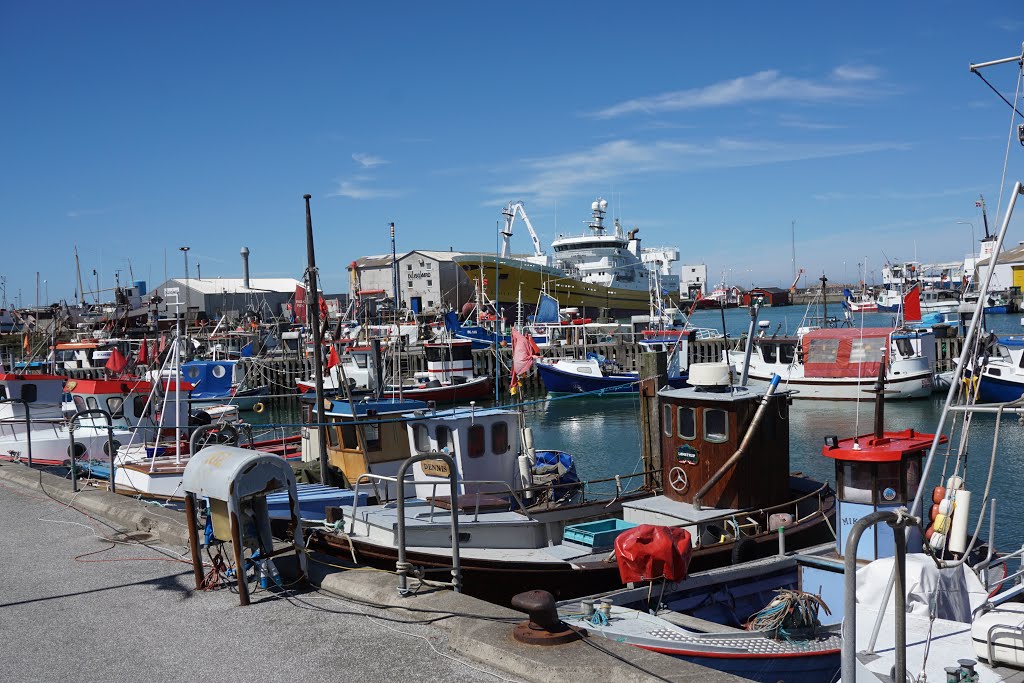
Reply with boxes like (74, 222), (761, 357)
(822, 428), (945, 463)
(0, 373), (67, 382)
(64, 378), (194, 395)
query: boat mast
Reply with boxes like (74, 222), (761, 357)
(390, 223), (403, 401)
(74, 245), (85, 307)
(305, 195), (329, 483)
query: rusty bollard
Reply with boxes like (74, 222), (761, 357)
(510, 590), (584, 645)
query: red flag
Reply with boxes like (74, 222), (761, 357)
(137, 336), (149, 365)
(105, 348), (128, 374)
(294, 285), (308, 324)
(326, 346), (341, 370)
(903, 284), (922, 323)
(158, 334), (167, 354)
(319, 295), (328, 320)
(22, 334), (29, 353)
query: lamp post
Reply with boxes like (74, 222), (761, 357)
(957, 221), (976, 291)
(179, 247), (191, 323)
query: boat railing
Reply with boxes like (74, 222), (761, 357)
(629, 480), (833, 546)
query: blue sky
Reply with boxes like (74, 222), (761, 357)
(3, 2), (1024, 305)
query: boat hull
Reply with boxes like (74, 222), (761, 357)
(311, 492), (835, 606)
(191, 386), (269, 411)
(536, 361), (639, 394)
(978, 374), (1024, 403)
(640, 643), (839, 683)
(380, 376), (493, 403)
(454, 255), (656, 317)
(743, 369), (934, 400)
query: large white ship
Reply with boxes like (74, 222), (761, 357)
(454, 199), (680, 317)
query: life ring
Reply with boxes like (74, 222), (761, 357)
(253, 402), (265, 414)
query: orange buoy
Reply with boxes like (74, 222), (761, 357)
(932, 486), (946, 504)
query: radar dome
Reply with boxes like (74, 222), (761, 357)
(599, 199), (608, 210)
(591, 201), (599, 211)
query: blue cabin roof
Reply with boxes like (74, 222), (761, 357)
(181, 359), (236, 399)
(320, 398), (428, 417)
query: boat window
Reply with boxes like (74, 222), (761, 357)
(779, 343), (796, 364)
(677, 407), (695, 440)
(341, 423), (358, 449)
(353, 354), (368, 369)
(0, 385), (6, 401)
(133, 396), (150, 419)
(492, 421), (509, 454)
(21, 384), (37, 403)
(86, 396), (99, 411)
(851, 339), (886, 363)
(894, 338), (914, 358)
(436, 425), (451, 452)
(186, 366), (201, 380)
(704, 409), (728, 443)
(841, 462), (873, 504)
(806, 338), (840, 364)
(876, 462), (901, 504)
(413, 423), (430, 452)
(106, 397), (125, 419)
(663, 404), (673, 436)
(904, 456), (921, 502)
(1018, 351), (1024, 369)
(363, 423), (381, 451)
(761, 343), (777, 363)
(326, 423), (339, 448)
(212, 365), (227, 379)
(467, 424), (485, 458)
(577, 366), (593, 374)
(74, 395), (87, 413)
(989, 368), (1002, 377)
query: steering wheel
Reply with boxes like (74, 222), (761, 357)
(668, 466), (688, 493)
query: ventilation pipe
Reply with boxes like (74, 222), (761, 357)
(241, 246), (251, 289)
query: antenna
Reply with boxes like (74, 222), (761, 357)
(791, 220), (796, 283)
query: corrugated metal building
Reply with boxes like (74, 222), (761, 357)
(146, 277), (303, 321)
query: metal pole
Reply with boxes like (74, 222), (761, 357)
(105, 411), (116, 494)
(842, 510), (903, 683)
(304, 194), (329, 485)
(23, 401), (31, 468)
(67, 421), (78, 492)
(739, 300), (760, 386)
(892, 517), (908, 682)
(229, 510), (250, 606)
(184, 492), (206, 590)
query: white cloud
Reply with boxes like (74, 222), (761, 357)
(493, 137), (908, 202)
(591, 68), (878, 119)
(327, 175), (401, 200)
(832, 64), (882, 81)
(352, 153), (389, 168)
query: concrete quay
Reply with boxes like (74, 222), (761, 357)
(0, 460), (744, 683)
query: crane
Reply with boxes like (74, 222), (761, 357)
(500, 201), (545, 259)
(788, 268), (805, 293)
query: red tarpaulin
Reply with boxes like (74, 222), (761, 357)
(615, 525), (693, 584)
(802, 327), (890, 379)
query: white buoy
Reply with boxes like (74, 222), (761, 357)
(948, 489), (972, 554)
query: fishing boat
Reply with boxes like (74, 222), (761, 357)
(453, 199), (680, 318)
(737, 326), (936, 400)
(963, 336), (1024, 403)
(181, 358), (269, 411)
(309, 362), (835, 605)
(296, 345), (376, 394)
(843, 288), (878, 312)
(377, 339), (493, 403)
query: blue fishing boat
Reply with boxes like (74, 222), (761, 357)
(972, 336), (1024, 403)
(181, 359), (269, 411)
(535, 344), (689, 395)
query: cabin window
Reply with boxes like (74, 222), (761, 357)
(436, 425), (451, 452)
(894, 338), (914, 359)
(353, 355), (368, 368)
(0, 385), (6, 400)
(851, 339), (885, 363)
(703, 409), (728, 443)
(326, 423), (339, 448)
(341, 423), (358, 449)
(363, 423), (381, 451)
(904, 456), (921, 502)
(492, 421), (509, 454)
(413, 424), (430, 452)
(86, 396), (99, 411)
(133, 396), (150, 418)
(74, 395), (87, 413)
(577, 366), (593, 374)
(841, 462), (873, 504)
(467, 424), (485, 458)
(761, 343), (778, 363)
(662, 404), (673, 436)
(21, 384), (37, 403)
(677, 407), (696, 440)
(212, 365), (227, 379)
(106, 397), (125, 419)
(186, 366), (201, 380)
(806, 338), (840, 364)
(876, 462), (901, 504)
(779, 344), (796, 364)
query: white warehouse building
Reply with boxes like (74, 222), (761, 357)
(348, 250), (475, 315)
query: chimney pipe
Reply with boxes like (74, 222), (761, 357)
(240, 246), (250, 289)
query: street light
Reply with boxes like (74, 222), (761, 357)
(179, 246), (191, 322)
(957, 221), (976, 258)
